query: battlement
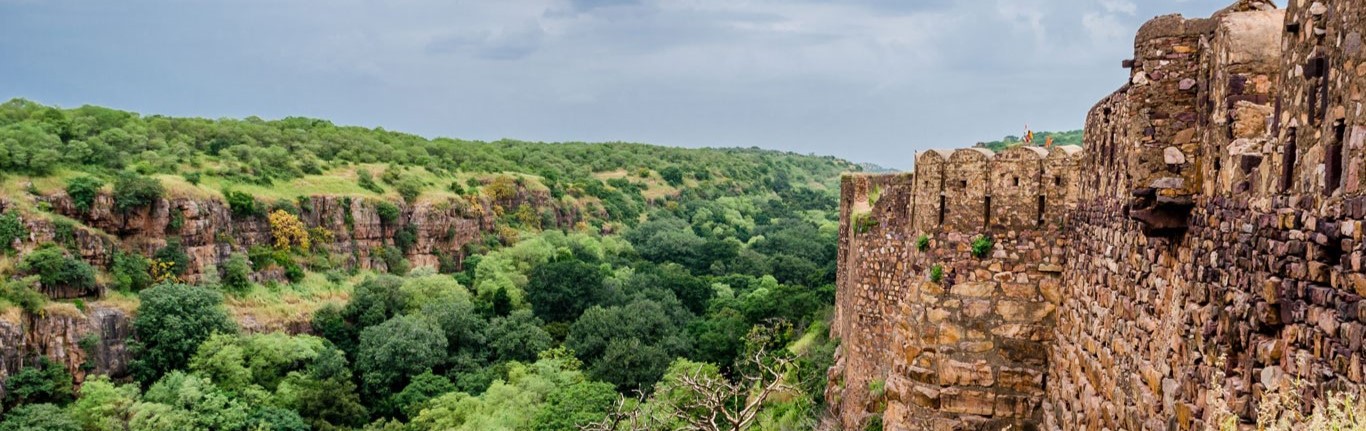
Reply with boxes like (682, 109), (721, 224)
(831, 1), (1366, 430)
(843, 145), (1083, 240)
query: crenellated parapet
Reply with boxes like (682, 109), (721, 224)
(833, 1), (1366, 430)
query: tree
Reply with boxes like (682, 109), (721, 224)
(344, 275), (408, 329)
(246, 406), (311, 431)
(531, 381), (618, 431)
(129, 283), (237, 385)
(626, 217), (704, 266)
(0, 403), (81, 431)
(486, 309), (553, 363)
(567, 300), (691, 391)
(274, 348), (368, 430)
(389, 370), (456, 419)
(526, 259), (607, 323)
(582, 346), (795, 431)
(65, 176), (104, 213)
(2, 357), (74, 409)
(356, 315), (448, 396)
(68, 376), (139, 431)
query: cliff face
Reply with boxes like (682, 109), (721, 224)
(0, 182), (577, 390)
(831, 1), (1366, 430)
(0, 304), (133, 397)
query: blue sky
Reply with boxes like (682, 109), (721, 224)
(0, 0), (1225, 168)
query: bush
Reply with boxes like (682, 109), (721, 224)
(916, 235), (930, 251)
(221, 253), (252, 293)
(358, 169), (383, 193)
(18, 244), (96, 294)
(0, 212), (24, 253)
(396, 178), (423, 203)
(182, 171), (201, 185)
(929, 264), (944, 283)
(394, 225), (417, 255)
(0, 277), (46, 314)
(970, 235), (994, 258)
(377, 246), (409, 276)
(111, 172), (163, 212)
(65, 176), (104, 213)
(660, 166), (685, 186)
(269, 209), (310, 251)
(153, 237), (191, 277)
(224, 189), (263, 217)
(374, 200), (400, 226)
(852, 211), (877, 234)
(111, 251), (154, 292)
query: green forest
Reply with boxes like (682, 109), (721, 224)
(0, 99), (857, 431)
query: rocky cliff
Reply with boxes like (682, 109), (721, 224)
(0, 181), (578, 392)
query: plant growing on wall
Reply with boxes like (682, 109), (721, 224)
(928, 264), (943, 283)
(970, 235), (994, 258)
(867, 186), (882, 207)
(915, 235), (930, 251)
(852, 211), (878, 234)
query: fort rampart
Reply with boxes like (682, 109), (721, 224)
(828, 1), (1366, 429)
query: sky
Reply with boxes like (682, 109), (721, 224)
(0, 0), (1227, 169)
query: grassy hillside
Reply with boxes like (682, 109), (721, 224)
(0, 99), (855, 430)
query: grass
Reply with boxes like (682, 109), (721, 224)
(223, 270), (367, 329)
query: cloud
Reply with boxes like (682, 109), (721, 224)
(426, 20), (547, 60)
(1100, 0), (1137, 15)
(0, 0), (1229, 168)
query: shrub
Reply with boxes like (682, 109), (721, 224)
(308, 226), (335, 246)
(0, 212), (25, 253)
(396, 178), (423, 204)
(0, 277), (46, 314)
(0, 403), (80, 431)
(153, 237), (191, 277)
(852, 212), (877, 234)
(224, 189), (262, 217)
(111, 172), (163, 212)
(970, 235), (994, 258)
(166, 210), (184, 233)
(394, 225), (417, 254)
(182, 171), (201, 185)
(374, 200), (401, 226)
(916, 234), (930, 251)
(929, 264), (944, 283)
(19, 244), (96, 294)
(221, 253), (252, 293)
(65, 176), (104, 213)
(358, 169), (383, 193)
(484, 176), (518, 201)
(377, 246), (409, 276)
(660, 166), (685, 186)
(268, 209), (310, 251)
(51, 219), (76, 249)
(111, 251), (154, 292)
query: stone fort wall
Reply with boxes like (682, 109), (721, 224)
(829, 0), (1366, 429)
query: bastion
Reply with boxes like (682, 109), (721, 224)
(827, 1), (1366, 429)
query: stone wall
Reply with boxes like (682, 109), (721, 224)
(830, 144), (1081, 430)
(830, 1), (1366, 429)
